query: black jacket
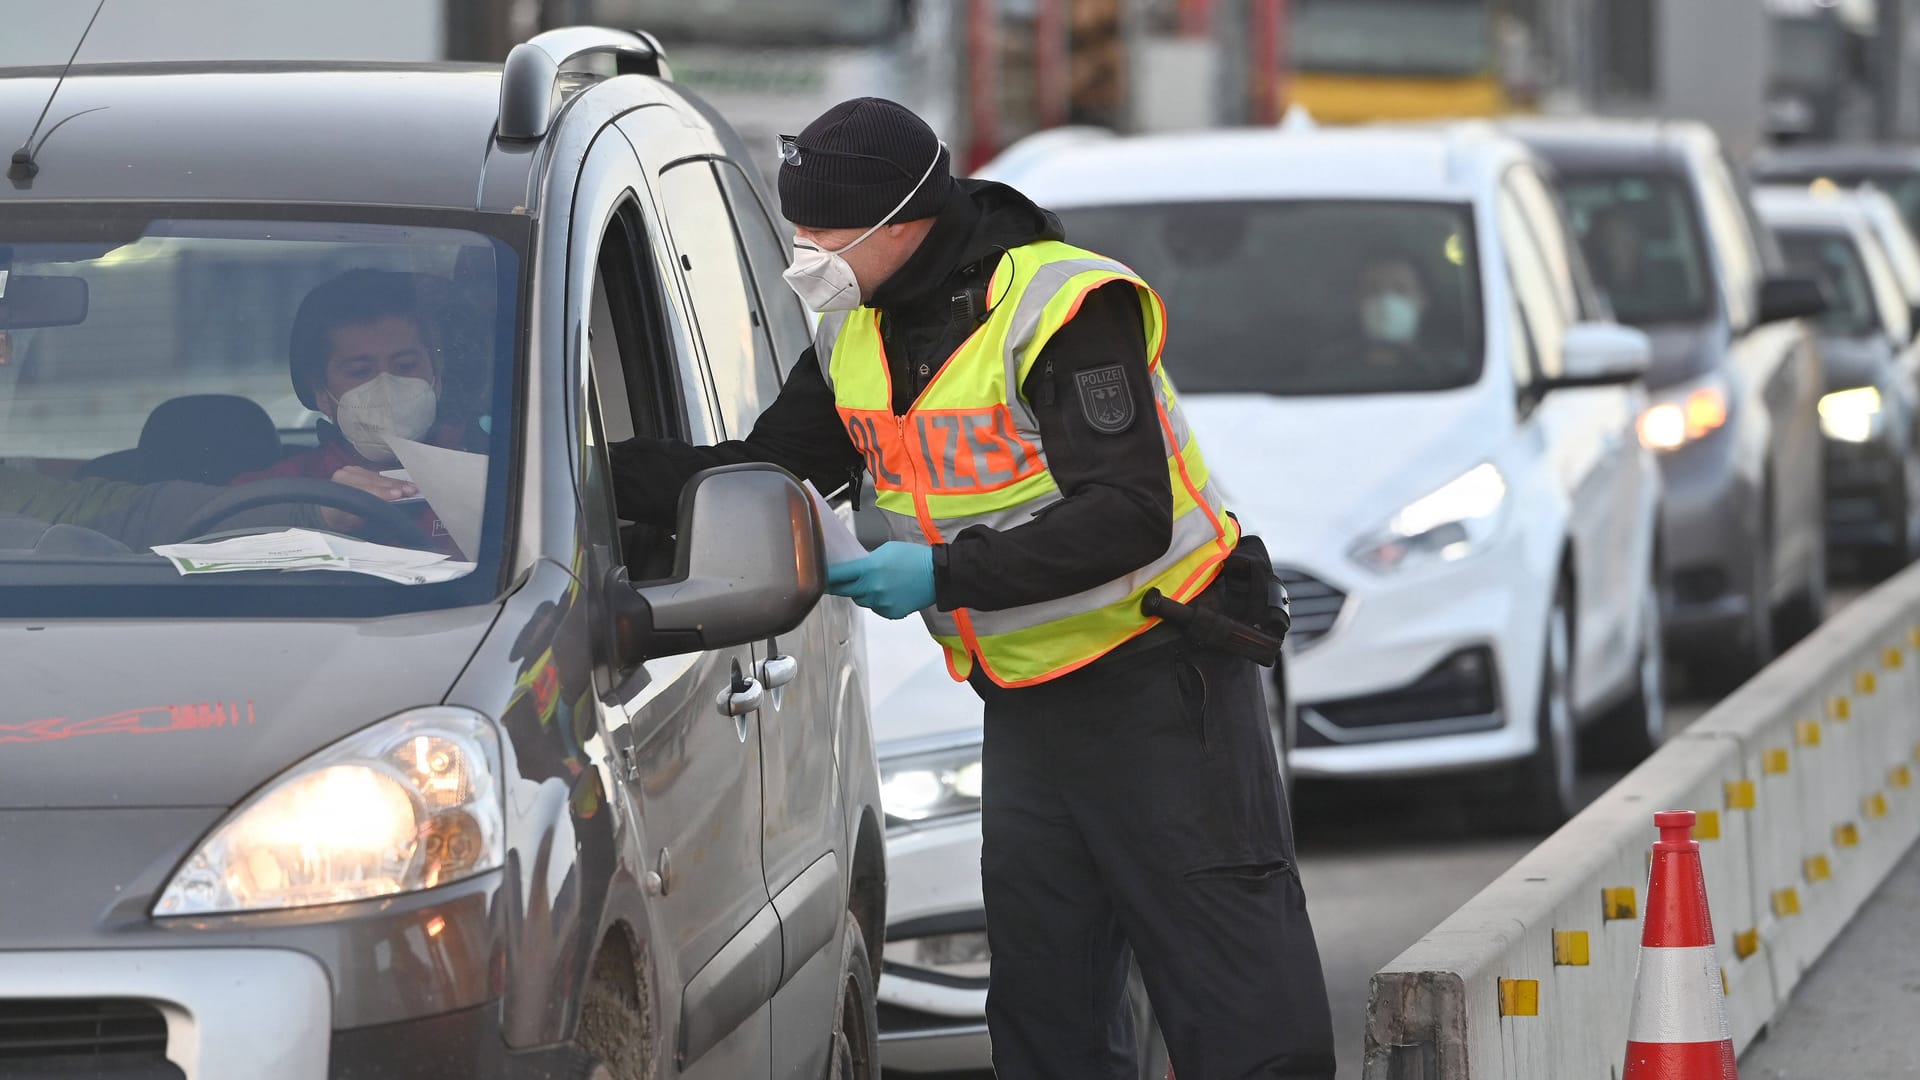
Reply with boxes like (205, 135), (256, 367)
(610, 178), (1173, 613)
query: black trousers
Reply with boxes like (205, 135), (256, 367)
(974, 638), (1336, 1079)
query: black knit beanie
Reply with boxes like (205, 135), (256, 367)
(778, 97), (953, 229)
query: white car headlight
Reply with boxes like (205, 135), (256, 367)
(155, 707), (505, 916)
(1350, 463), (1507, 573)
(1819, 385), (1883, 444)
(880, 742), (983, 825)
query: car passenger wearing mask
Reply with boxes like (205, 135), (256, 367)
(228, 269), (483, 554)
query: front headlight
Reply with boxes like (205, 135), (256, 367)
(1350, 463), (1507, 573)
(880, 742), (983, 825)
(1819, 385), (1883, 443)
(155, 707), (505, 916)
(1638, 375), (1730, 451)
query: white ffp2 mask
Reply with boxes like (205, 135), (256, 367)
(331, 373), (438, 464)
(782, 141), (946, 314)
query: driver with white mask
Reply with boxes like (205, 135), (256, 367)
(229, 269), (485, 554)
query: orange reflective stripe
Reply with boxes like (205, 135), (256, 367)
(839, 405), (1044, 496)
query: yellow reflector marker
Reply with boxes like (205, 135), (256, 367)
(1829, 696), (1852, 721)
(1763, 748), (1790, 775)
(1694, 810), (1721, 840)
(1911, 625), (1920, 648)
(1836, 823), (1860, 848)
(1796, 720), (1822, 747)
(1773, 888), (1802, 917)
(1603, 887), (1638, 921)
(1893, 766), (1913, 790)
(1722, 968), (1730, 996)
(1805, 855), (1832, 883)
(1867, 792), (1889, 818)
(1498, 978), (1539, 1017)
(1726, 780), (1756, 810)
(1734, 929), (1760, 960)
(1856, 670), (1877, 695)
(1885, 646), (1905, 668)
(1553, 930), (1590, 966)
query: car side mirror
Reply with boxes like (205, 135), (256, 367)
(1549, 322), (1652, 388)
(1758, 274), (1829, 325)
(605, 463), (826, 663)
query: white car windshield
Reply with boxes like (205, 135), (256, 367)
(1059, 200), (1486, 396)
(0, 206), (523, 614)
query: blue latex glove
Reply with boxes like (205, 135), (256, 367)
(827, 542), (937, 620)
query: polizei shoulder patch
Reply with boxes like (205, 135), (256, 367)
(1074, 364), (1135, 434)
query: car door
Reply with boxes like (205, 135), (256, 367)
(1508, 164), (1648, 682)
(572, 123), (776, 1080)
(648, 145), (851, 1078)
(1500, 176), (1635, 710)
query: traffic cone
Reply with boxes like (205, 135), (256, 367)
(1622, 810), (1738, 1079)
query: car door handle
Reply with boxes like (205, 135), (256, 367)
(758, 653), (798, 690)
(716, 674), (764, 718)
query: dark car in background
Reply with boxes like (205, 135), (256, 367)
(1507, 119), (1831, 685)
(1756, 186), (1920, 577)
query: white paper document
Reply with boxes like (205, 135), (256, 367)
(152, 530), (476, 585)
(804, 481), (870, 566)
(386, 437), (488, 558)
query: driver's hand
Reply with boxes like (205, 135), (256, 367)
(318, 466), (419, 532)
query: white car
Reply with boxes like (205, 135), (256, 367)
(989, 122), (1666, 827)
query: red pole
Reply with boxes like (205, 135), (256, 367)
(1036, 0), (1068, 129)
(1249, 0), (1281, 124)
(966, 0), (1001, 171)
(1273, 0), (1291, 116)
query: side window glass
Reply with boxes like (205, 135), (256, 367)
(659, 161), (780, 435)
(715, 160), (814, 374)
(1500, 191), (1566, 380)
(1696, 157), (1759, 326)
(583, 205), (693, 581)
(1506, 167), (1580, 318)
(1861, 233), (1913, 343)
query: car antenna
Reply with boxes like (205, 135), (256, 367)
(9, 0), (109, 182)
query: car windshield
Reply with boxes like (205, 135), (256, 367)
(1058, 200), (1485, 396)
(1556, 173), (1716, 326)
(0, 206), (523, 616)
(1293, 0), (1491, 76)
(1777, 228), (1889, 339)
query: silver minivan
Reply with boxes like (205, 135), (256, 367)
(0, 28), (883, 1080)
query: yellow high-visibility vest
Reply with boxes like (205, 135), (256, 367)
(815, 240), (1238, 687)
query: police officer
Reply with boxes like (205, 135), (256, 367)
(611, 98), (1335, 1079)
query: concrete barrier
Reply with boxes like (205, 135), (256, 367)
(1364, 569), (1920, 1079)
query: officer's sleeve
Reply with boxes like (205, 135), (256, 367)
(934, 282), (1175, 612)
(609, 345), (864, 527)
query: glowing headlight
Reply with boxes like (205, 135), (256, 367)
(1351, 463), (1507, 573)
(155, 707), (504, 916)
(880, 742), (983, 825)
(1818, 386), (1882, 444)
(1638, 377), (1730, 451)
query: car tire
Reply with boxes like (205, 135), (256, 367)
(1584, 561), (1666, 770)
(826, 912), (880, 1080)
(1777, 525), (1828, 647)
(566, 940), (654, 1080)
(1128, 962), (1172, 1080)
(1476, 577), (1578, 833)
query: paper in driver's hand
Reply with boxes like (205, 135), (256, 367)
(804, 481), (869, 565)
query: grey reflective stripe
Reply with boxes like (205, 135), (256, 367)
(1001, 256), (1140, 438)
(957, 484), (1227, 638)
(884, 473), (1227, 641)
(812, 311), (852, 391)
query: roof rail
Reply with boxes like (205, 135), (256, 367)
(497, 27), (670, 142)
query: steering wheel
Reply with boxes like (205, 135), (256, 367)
(172, 478), (434, 548)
